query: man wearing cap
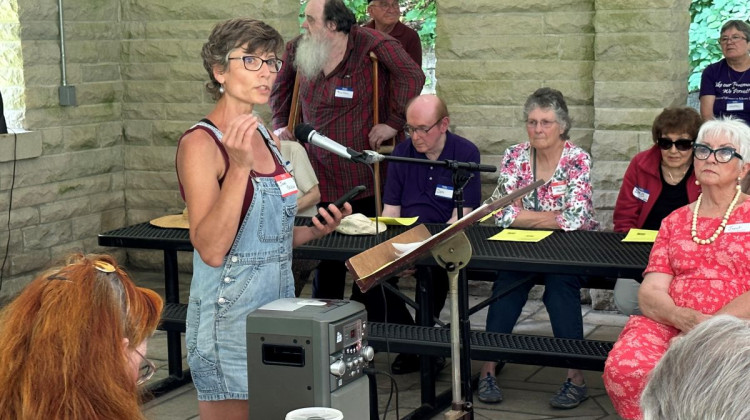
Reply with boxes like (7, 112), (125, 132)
(356, 94), (481, 373)
(365, 0), (422, 66)
(270, 0), (424, 299)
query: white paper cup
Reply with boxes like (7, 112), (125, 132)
(285, 407), (344, 420)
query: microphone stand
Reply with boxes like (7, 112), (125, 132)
(351, 150), (494, 418)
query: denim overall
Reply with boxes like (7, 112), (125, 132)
(185, 122), (297, 401)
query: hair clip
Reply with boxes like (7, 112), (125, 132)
(94, 261), (116, 273)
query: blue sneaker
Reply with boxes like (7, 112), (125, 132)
(477, 373), (503, 403)
(549, 379), (588, 409)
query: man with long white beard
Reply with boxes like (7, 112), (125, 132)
(271, 0), (424, 299)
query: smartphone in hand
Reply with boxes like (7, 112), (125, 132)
(307, 185), (366, 226)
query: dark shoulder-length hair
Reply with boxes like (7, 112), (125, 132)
(324, 0), (356, 34)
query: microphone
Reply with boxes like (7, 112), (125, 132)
(294, 123), (384, 164)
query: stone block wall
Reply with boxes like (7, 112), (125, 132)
(437, 0), (598, 202)
(0, 0), (298, 298)
(0, 0), (25, 129)
(1, 0), (692, 298)
(437, 0), (690, 226)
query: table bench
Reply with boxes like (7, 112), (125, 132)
(99, 220), (650, 416)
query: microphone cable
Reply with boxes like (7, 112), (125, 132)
(363, 367), (400, 420)
(0, 130), (18, 293)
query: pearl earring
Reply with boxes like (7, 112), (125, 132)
(737, 177), (742, 191)
(695, 179), (700, 186)
(219, 84), (225, 94)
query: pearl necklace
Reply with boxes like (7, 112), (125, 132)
(691, 187), (742, 245)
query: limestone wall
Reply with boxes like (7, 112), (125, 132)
(437, 0), (691, 228)
(1, 0), (691, 297)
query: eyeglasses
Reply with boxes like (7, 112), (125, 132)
(657, 137), (694, 151)
(404, 119), (442, 136)
(371, 1), (400, 10)
(227, 55), (283, 73)
(526, 119), (557, 129)
(134, 348), (157, 386)
(719, 35), (747, 44)
(693, 144), (743, 163)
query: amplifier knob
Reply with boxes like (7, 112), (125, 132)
(361, 346), (374, 362)
(330, 360), (346, 377)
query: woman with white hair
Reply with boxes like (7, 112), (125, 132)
(641, 315), (750, 420)
(603, 117), (750, 420)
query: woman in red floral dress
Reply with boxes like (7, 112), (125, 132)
(603, 117), (750, 420)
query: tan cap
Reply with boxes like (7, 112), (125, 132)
(335, 213), (387, 235)
(150, 208), (189, 229)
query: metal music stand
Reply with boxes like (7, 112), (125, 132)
(346, 180), (543, 418)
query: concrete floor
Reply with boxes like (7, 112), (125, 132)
(133, 269), (627, 420)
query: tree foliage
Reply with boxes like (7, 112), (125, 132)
(298, 0), (436, 50)
(688, 0), (750, 92)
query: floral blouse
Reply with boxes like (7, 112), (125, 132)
(487, 141), (599, 231)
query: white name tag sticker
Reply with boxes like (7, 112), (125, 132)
(724, 223), (750, 233)
(633, 187), (650, 202)
(275, 173), (299, 197)
(435, 184), (454, 199)
(550, 181), (567, 197)
(334, 87), (353, 99)
(727, 101), (744, 112)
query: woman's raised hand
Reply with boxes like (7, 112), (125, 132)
(223, 114), (259, 171)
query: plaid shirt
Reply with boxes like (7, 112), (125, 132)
(270, 26), (425, 201)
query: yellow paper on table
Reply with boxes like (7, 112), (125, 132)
(622, 228), (658, 243)
(488, 229), (553, 242)
(369, 216), (418, 226)
(479, 208), (501, 223)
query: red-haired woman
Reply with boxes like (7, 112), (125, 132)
(0, 253), (163, 420)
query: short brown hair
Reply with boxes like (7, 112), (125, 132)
(201, 18), (284, 101)
(651, 107), (703, 143)
(720, 19), (750, 41)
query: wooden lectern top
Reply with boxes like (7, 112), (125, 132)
(347, 180), (544, 293)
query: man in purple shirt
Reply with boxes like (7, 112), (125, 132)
(270, 0), (424, 300)
(353, 94), (481, 373)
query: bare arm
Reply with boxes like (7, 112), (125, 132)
(639, 272), (710, 333)
(382, 204), (401, 218)
(716, 291), (750, 320)
(511, 209), (561, 229)
(177, 115), (259, 267)
(700, 95), (716, 121)
(447, 207), (474, 224)
(296, 185), (321, 214)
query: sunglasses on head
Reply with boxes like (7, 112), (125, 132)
(657, 137), (694, 151)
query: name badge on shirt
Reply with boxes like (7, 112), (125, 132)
(724, 223), (750, 233)
(435, 184), (454, 199)
(334, 87), (353, 99)
(550, 181), (567, 197)
(275, 173), (299, 197)
(632, 187), (650, 202)
(727, 101), (744, 112)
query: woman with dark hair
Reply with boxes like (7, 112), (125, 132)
(612, 107), (702, 315)
(604, 117), (750, 420)
(699, 19), (750, 125)
(0, 253), (163, 420)
(176, 18), (349, 419)
(478, 87), (599, 408)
